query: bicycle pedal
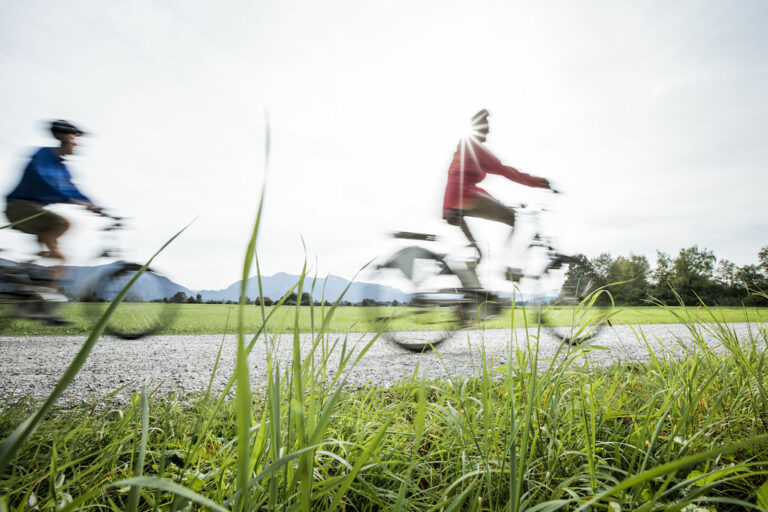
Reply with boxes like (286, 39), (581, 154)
(505, 267), (524, 283)
(44, 316), (72, 327)
(39, 291), (69, 303)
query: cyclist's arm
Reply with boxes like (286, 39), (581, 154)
(475, 144), (550, 189)
(496, 164), (550, 189)
(70, 199), (102, 214)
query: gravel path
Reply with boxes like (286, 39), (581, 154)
(1, 322), (765, 403)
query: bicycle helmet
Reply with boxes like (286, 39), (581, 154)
(50, 120), (86, 136)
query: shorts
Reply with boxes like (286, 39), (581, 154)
(446, 193), (516, 227)
(5, 200), (68, 237)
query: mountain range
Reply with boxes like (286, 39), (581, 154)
(0, 259), (405, 303)
(0, 259), (557, 304)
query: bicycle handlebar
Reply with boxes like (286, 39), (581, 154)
(95, 210), (125, 231)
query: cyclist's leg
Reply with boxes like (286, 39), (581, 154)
(6, 201), (69, 261)
(461, 194), (520, 280)
(462, 193), (516, 228)
(446, 209), (483, 262)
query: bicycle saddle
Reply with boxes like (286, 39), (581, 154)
(392, 231), (438, 241)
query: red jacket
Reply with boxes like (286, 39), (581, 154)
(442, 138), (549, 217)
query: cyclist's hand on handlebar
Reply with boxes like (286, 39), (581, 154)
(544, 179), (561, 194)
(87, 203), (104, 215)
(72, 200), (104, 214)
(86, 204), (119, 220)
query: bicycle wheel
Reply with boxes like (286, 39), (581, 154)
(536, 256), (612, 345)
(364, 248), (465, 352)
(0, 265), (69, 328)
(83, 262), (177, 339)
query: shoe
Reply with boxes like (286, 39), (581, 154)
(37, 249), (65, 260)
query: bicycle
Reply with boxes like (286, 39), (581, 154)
(0, 212), (177, 339)
(364, 204), (613, 352)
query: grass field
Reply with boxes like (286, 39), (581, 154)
(1, 302), (767, 336)
(2, 300), (768, 510)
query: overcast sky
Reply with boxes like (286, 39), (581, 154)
(1, 0), (766, 291)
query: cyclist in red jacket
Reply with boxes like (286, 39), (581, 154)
(443, 109), (552, 270)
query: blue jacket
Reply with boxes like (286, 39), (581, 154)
(6, 147), (90, 205)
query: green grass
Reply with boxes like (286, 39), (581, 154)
(1, 303), (767, 336)
(1, 305), (768, 510)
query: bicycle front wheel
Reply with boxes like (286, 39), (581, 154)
(536, 257), (612, 345)
(83, 262), (178, 339)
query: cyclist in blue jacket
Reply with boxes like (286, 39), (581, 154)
(5, 120), (102, 261)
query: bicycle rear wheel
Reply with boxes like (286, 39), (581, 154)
(364, 248), (465, 352)
(83, 262), (177, 339)
(536, 256), (612, 345)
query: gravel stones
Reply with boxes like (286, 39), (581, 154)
(0, 322), (764, 404)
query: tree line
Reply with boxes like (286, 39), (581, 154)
(562, 245), (768, 306)
(155, 291), (340, 307)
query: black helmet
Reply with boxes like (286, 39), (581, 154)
(50, 120), (86, 136)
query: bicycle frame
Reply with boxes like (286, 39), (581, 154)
(385, 206), (566, 292)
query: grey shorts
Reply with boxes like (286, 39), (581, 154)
(447, 193), (516, 227)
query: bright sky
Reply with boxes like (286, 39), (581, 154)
(1, 1), (766, 291)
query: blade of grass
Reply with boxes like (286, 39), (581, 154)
(111, 477), (229, 512)
(575, 434), (768, 511)
(127, 384), (149, 512)
(232, 116), (271, 512)
(0, 223), (188, 475)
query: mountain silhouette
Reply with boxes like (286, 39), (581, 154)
(0, 259), (404, 303)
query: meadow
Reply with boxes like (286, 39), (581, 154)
(1, 302), (767, 336)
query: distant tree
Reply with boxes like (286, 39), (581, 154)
(715, 259), (737, 288)
(735, 264), (766, 292)
(736, 260), (768, 305)
(196, 293), (202, 303)
(391, 299), (400, 307)
(652, 251), (673, 284)
(605, 254), (651, 305)
(254, 296), (273, 306)
(361, 298), (376, 306)
(284, 292), (297, 305)
(669, 246), (717, 305)
(651, 251), (675, 303)
(301, 292), (312, 306)
(590, 253), (613, 286)
(561, 254), (600, 300)
(759, 246), (768, 275)
(171, 291), (187, 303)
